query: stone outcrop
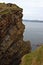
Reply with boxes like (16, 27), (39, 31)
(0, 3), (31, 65)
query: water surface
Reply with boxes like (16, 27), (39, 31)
(23, 21), (43, 50)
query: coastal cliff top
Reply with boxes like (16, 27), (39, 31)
(20, 46), (43, 65)
(0, 3), (22, 15)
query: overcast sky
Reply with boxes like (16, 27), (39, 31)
(0, 0), (43, 20)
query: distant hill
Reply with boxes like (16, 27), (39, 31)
(23, 20), (43, 22)
(20, 46), (43, 65)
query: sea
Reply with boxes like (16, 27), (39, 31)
(23, 20), (43, 50)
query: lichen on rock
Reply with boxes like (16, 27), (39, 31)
(0, 3), (31, 65)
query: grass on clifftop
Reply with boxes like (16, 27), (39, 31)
(0, 3), (22, 15)
(20, 46), (43, 65)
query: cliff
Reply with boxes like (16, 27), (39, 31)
(0, 3), (31, 65)
(20, 46), (43, 65)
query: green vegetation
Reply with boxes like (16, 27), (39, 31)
(0, 3), (22, 15)
(20, 46), (43, 65)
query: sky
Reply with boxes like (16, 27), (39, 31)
(0, 0), (43, 20)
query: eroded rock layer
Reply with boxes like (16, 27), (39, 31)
(0, 3), (31, 65)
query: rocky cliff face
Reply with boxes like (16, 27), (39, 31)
(0, 3), (31, 65)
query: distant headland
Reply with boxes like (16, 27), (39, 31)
(23, 19), (43, 22)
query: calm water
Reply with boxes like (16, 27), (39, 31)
(23, 21), (43, 50)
